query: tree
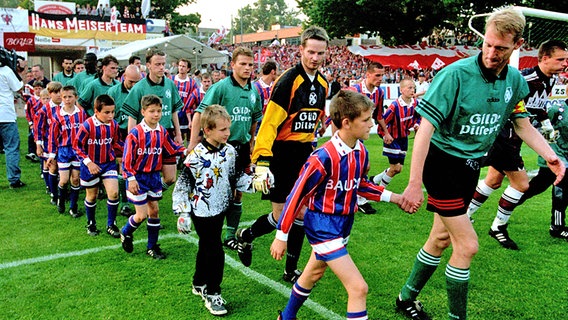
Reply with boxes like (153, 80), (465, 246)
(297, 0), (567, 45)
(231, 0), (302, 39)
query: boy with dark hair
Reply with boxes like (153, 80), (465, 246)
(120, 94), (187, 259)
(47, 85), (88, 217)
(272, 90), (405, 320)
(74, 94), (124, 236)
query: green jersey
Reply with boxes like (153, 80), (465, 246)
(69, 71), (96, 97)
(78, 77), (119, 116)
(106, 82), (131, 130)
(122, 76), (183, 129)
(196, 76), (263, 144)
(53, 72), (75, 86)
(538, 101), (568, 167)
(417, 54), (530, 159)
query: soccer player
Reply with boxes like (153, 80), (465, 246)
(347, 61), (393, 215)
(171, 58), (198, 144)
(53, 57), (75, 86)
(74, 94), (124, 237)
(123, 49), (184, 190)
(73, 59), (85, 74)
(25, 81), (45, 163)
(467, 39), (568, 249)
(173, 105), (252, 316)
(373, 78), (420, 188)
(253, 60), (278, 114)
(107, 64), (142, 217)
(236, 26), (329, 284)
(33, 88), (51, 193)
(47, 86), (88, 217)
(69, 53), (98, 98)
(188, 47), (263, 251)
(395, 8), (564, 320)
(271, 90), (404, 320)
(78, 55), (120, 116)
(35, 82), (63, 206)
(120, 94), (187, 259)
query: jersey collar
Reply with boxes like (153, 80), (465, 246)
(331, 132), (361, 156)
(92, 115), (111, 126)
(230, 74), (252, 89)
(140, 120), (161, 132)
(59, 105), (81, 116)
(146, 75), (165, 87)
(477, 53), (508, 83)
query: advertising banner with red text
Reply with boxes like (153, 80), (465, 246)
(28, 11), (146, 41)
(3, 32), (35, 52)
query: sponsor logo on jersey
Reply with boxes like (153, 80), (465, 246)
(137, 147), (162, 155)
(230, 106), (252, 122)
(526, 90), (548, 113)
(326, 177), (361, 191)
(459, 113), (502, 136)
(292, 110), (319, 133)
(88, 138), (112, 145)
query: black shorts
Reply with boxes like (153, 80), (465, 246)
(228, 140), (251, 175)
(482, 136), (524, 172)
(423, 143), (481, 217)
(264, 141), (314, 203)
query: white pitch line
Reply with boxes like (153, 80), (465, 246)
(0, 228), (342, 320)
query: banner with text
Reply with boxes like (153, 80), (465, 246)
(28, 11), (146, 41)
(3, 32), (36, 52)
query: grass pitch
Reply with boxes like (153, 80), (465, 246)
(0, 118), (566, 319)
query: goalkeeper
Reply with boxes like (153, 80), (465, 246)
(467, 39), (568, 250)
(235, 26), (330, 285)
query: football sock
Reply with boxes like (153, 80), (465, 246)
(446, 264), (469, 320)
(400, 248), (441, 301)
(551, 185), (567, 226)
(69, 184), (80, 211)
(379, 171), (392, 187)
(147, 218), (161, 249)
(161, 177), (170, 191)
(282, 282), (311, 320)
(122, 215), (141, 236)
(42, 169), (50, 191)
(347, 310), (368, 319)
(492, 185), (523, 230)
(248, 212), (277, 241)
(118, 176), (128, 205)
(224, 201), (242, 241)
(107, 199), (119, 226)
(49, 172), (59, 202)
(58, 185), (68, 205)
(372, 169), (387, 185)
(85, 200), (97, 225)
(467, 180), (495, 218)
(285, 220), (304, 273)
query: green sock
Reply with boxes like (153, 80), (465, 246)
(400, 248), (441, 301)
(224, 201), (242, 241)
(446, 264), (469, 320)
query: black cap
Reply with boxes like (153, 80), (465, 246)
(85, 52), (97, 61)
(419, 72), (425, 77)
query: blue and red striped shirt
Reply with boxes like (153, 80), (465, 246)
(172, 75), (199, 117)
(253, 78), (272, 114)
(122, 120), (186, 179)
(277, 133), (388, 235)
(348, 81), (385, 121)
(74, 116), (124, 165)
(47, 105), (88, 156)
(383, 96), (420, 139)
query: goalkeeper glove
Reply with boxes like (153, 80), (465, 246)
(177, 212), (192, 234)
(540, 119), (558, 142)
(253, 163), (274, 194)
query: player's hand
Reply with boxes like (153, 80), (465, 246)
(400, 182), (424, 214)
(128, 180), (140, 195)
(547, 157), (566, 186)
(253, 165), (274, 194)
(540, 119), (557, 142)
(46, 157), (55, 167)
(177, 212), (192, 234)
(87, 162), (101, 175)
(270, 238), (287, 260)
(383, 133), (394, 144)
(36, 145), (43, 157)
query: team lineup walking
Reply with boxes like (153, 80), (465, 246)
(3, 4), (568, 319)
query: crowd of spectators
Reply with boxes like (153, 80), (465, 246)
(75, 3), (157, 20)
(213, 44), (436, 88)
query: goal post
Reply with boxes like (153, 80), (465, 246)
(468, 6), (568, 68)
